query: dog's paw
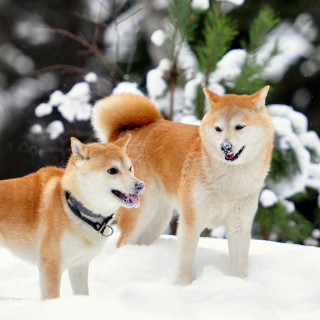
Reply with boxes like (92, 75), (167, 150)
(231, 269), (247, 278)
(175, 277), (192, 286)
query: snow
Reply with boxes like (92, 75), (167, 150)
(158, 58), (172, 72)
(176, 41), (198, 80)
(84, 72), (98, 83)
(258, 22), (314, 82)
(1, 233), (319, 320)
(209, 49), (247, 84)
(85, 0), (112, 22)
(45, 120), (64, 140)
(35, 103), (53, 118)
(312, 229), (320, 239)
(300, 131), (320, 159)
(150, 29), (166, 47)
(103, 4), (146, 62)
(191, 0), (210, 11)
(146, 68), (167, 99)
(303, 237), (319, 247)
(0, 43), (35, 75)
(216, 0), (245, 5)
(210, 225), (226, 238)
(14, 13), (53, 45)
(184, 74), (203, 110)
(35, 82), (92, 123)
(259, 189), (278, 208)
(112, 81), (144, 96)
(180, 114), (201, 126)
(266, 104), (320, 202)
(146, 57), (174, 99)
(293, 13), (318, 42)
(267, 104), (308, 135)
(29, 124), (42, 135)
(48, 90), (65, 106)
(279, 199), (295, 214)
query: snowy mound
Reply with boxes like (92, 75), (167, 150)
(0, 233), (319, 320)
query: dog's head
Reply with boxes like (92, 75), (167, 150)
(67, 135), (144, 215)
(200, 86), (274, 165)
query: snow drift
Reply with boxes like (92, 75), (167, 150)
(0, 233), (319, 320)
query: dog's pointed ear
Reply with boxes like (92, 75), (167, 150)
(114, 134), (131, 151)
(251, 86), (269, 112)
(71, 137), (89, 167)
(203, 88), (220, 107)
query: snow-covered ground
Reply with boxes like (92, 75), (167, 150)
(0, 232), (319, 320)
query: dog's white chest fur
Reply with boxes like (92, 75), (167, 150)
(192, 161), (265, 229)
(60, 232), (106, 270)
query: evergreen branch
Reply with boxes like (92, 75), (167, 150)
(255, 203), (313, 243)
(168, 0), (199, 63)
(268, 146), (301, 182)
(196, 6), (237, 78)
(245, 6), (280, 54)
(232, 7), (280, 94)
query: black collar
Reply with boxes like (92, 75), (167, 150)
(65, 191), (114, 237)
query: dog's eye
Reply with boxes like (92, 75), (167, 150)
(215, 127), (222, 132)
(108, 168), (118, 175)
(235, 125), (245, 130)
(129, 166), (132, 172)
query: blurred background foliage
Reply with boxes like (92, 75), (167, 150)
(1, 0), (320, 245)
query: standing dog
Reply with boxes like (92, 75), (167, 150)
(92, 87), (274, 285)
(0, 135), (144, 299)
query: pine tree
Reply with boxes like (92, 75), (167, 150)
(27, 0), (320, 245)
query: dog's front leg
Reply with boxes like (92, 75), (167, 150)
(38, 260), (62, 300)
(176, 209), (202, 286)
(225, 198), (257, 278)
(68, 263), (89, 295)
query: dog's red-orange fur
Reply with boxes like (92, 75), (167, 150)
(0, 136), (137, 299)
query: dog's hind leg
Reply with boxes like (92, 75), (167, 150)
(135, 200), (173, 245)
(176, 204), (203, 286)
(68, 263), (89, 295)
(117, 197), (158, 247)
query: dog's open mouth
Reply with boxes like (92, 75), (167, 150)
(224, 146), (245, 161)
(112, 190), (140, 208)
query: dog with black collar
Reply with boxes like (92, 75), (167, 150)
(0, 134), (144, 300)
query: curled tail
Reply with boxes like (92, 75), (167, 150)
(91, 94), (163, 142)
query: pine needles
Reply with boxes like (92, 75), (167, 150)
(234, 6), (280, 94)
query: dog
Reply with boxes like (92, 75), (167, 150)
(0, 135), (144, 299)
(91, 87), (274, 285)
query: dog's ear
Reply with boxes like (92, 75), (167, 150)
(71, 137), (89, 167)
(251, 86), (269, 112)
(114, 134), (131, 151)
(203, 88), (220, 107)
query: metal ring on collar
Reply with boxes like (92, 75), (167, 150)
(101, 224), (114, 237)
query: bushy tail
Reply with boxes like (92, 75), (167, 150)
(91, 94), (163, 142)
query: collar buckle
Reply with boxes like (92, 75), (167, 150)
(100, 223), (114, 237)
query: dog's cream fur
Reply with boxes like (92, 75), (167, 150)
(0, 135), (144, 299)
(92, 87), (274, 285)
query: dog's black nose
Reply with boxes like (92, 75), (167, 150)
(221, 141), (232, 153)
(135, 181), (145, 194)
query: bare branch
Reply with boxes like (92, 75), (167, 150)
(73, 11), (109, 29)
(117, 7), (145, 25)
(35, 64), (89, 75)
(48, 28), (110, 67)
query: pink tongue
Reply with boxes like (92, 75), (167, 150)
(225, 153), (234, 160)
(127, 194), (140, 208)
